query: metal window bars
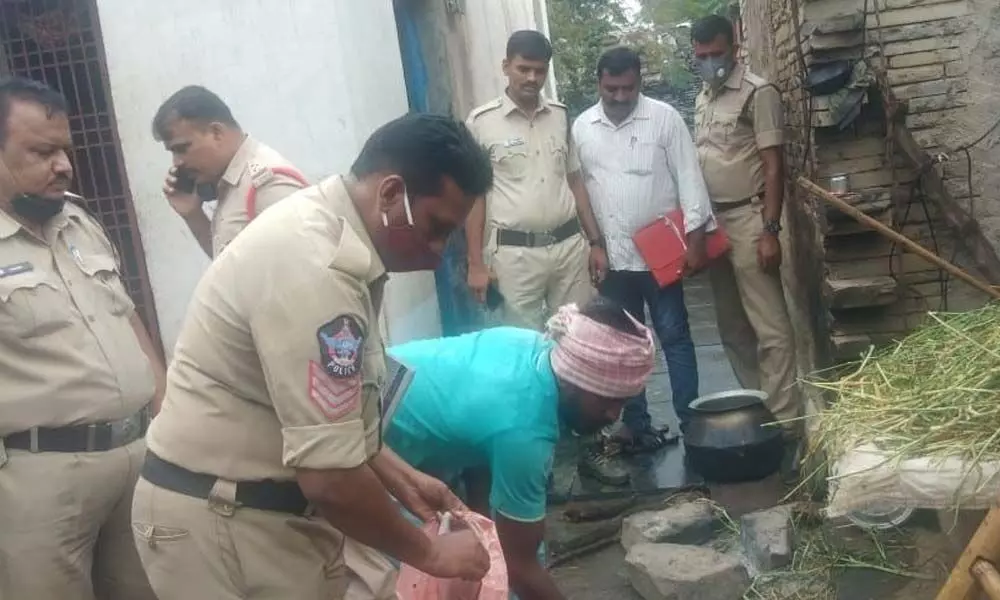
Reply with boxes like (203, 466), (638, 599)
(0, 0), (160, 346)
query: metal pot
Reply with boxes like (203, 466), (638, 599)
(683, 389), (785, 483)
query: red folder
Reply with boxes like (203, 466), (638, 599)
(632, 210), (731, 288)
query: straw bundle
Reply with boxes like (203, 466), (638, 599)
(807, 303), (1000, 463)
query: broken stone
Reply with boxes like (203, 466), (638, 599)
(620, 500), (716, 551)
(740, 505), (794, 574)
(626, 543), (750, 600)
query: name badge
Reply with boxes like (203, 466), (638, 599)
(0, 262), (32, 278)
(504, 137), (526, 148)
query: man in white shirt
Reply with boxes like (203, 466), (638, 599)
(572, 47), (713, 481)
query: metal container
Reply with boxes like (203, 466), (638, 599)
(683, 389), (785, 483)
(829, 174), (850, 195)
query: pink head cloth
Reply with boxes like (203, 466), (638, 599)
(546, 303), (656, 398)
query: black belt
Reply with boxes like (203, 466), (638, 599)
(497, 219), (580, 248)
(141, 451), (310, 516)
(4, 406), (150, 452)
(712, 192), (764, 214)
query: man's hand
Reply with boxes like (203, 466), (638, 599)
(588, 245), (608, 286)
(757, 233), (781, 271)
(395, 469), (468, 523)
(419, 529), (490, 581)
(467, 262), (490, 303)
(684, 227), (709, 276)
(163, 167), (202, 218)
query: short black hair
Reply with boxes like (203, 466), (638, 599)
(0, 77), (68, 146)
(506, 30), (552, 62)
(579, 296), (642, 337)
(691, 15), (735, 47)
(350, 113), (493, 201)
(152, 85), (240, 141)
(597, 47), (642, 80)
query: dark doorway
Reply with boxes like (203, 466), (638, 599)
(0, 0), (160, 344)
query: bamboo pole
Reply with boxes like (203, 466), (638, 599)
(935, 507), (1000, 600)
(796, 177), (1000, 301)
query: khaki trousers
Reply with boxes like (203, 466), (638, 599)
(492, 232), (594, 330)
(132, 477), (350, 600)
(343, 539), (398, 599)
(709, 201), (801, 434)
(0, 438), (155, 600)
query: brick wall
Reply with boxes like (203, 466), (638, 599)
(742, 0), (995, 364)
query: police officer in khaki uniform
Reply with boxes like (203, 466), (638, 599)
(131, 113), (494, 600)
(466, 30), (607, 330)
(0, 77), (165, 600)
(153, 85), (308, 258)
(691, 16), (800, 443)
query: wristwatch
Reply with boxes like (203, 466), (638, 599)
(763, 219), (782, 236)
(589, 237), (606, 249)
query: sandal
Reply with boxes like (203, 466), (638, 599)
(619, 426), (680, 455)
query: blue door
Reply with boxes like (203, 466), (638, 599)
(393, 0), (483, 336)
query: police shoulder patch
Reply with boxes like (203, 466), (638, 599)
(317, 315), (365, 378)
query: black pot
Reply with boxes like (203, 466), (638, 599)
(682, 390), (785, 483)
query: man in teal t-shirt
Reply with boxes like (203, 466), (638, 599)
(385, 297), (656, 600)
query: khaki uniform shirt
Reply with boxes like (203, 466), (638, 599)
(695, 64), (785, 205)
(147, 176), (387, 481)
(0, 200), (155, 436)
(210, 136), (306, 257)
(466, 94), (581, 233)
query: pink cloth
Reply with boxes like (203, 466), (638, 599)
(546, 303), (655, 398)
(396, 512), (508, 600)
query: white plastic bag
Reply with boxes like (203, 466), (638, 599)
(826, 443), (1000, 517)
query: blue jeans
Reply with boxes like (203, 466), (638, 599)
(599, 270), (699, 428)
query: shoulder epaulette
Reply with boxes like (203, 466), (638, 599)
(468, 97), (503, 121)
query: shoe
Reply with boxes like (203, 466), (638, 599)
(578, 445), (630, 486)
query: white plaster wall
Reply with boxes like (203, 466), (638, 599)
(95, 0), (438, 354)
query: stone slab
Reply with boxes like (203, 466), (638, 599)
(620, 500), (717, 551)
(626, 543), (750, 600)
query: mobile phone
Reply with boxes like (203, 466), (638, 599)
(173, 167), (197, 194)
(485, 282), (504, 311)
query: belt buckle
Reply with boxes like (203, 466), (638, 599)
(532, 231), (556, 246)
(108, 415), (139, 449)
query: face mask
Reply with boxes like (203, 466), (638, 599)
(11, 192), (65, 223)
(694, 54), (735, 88)
(373, 190), (441, 272)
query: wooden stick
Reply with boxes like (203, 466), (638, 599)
(797, 177), (1000, 301)
(971, 560), (1000, 600)
(935, 507), (1000, 600)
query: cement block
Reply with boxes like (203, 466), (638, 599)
(626, 543), (750, 600)
(740, 506), (794, 574)
(620, 500), (717, 551)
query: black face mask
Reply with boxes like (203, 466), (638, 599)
(11, 192), (65, 223)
